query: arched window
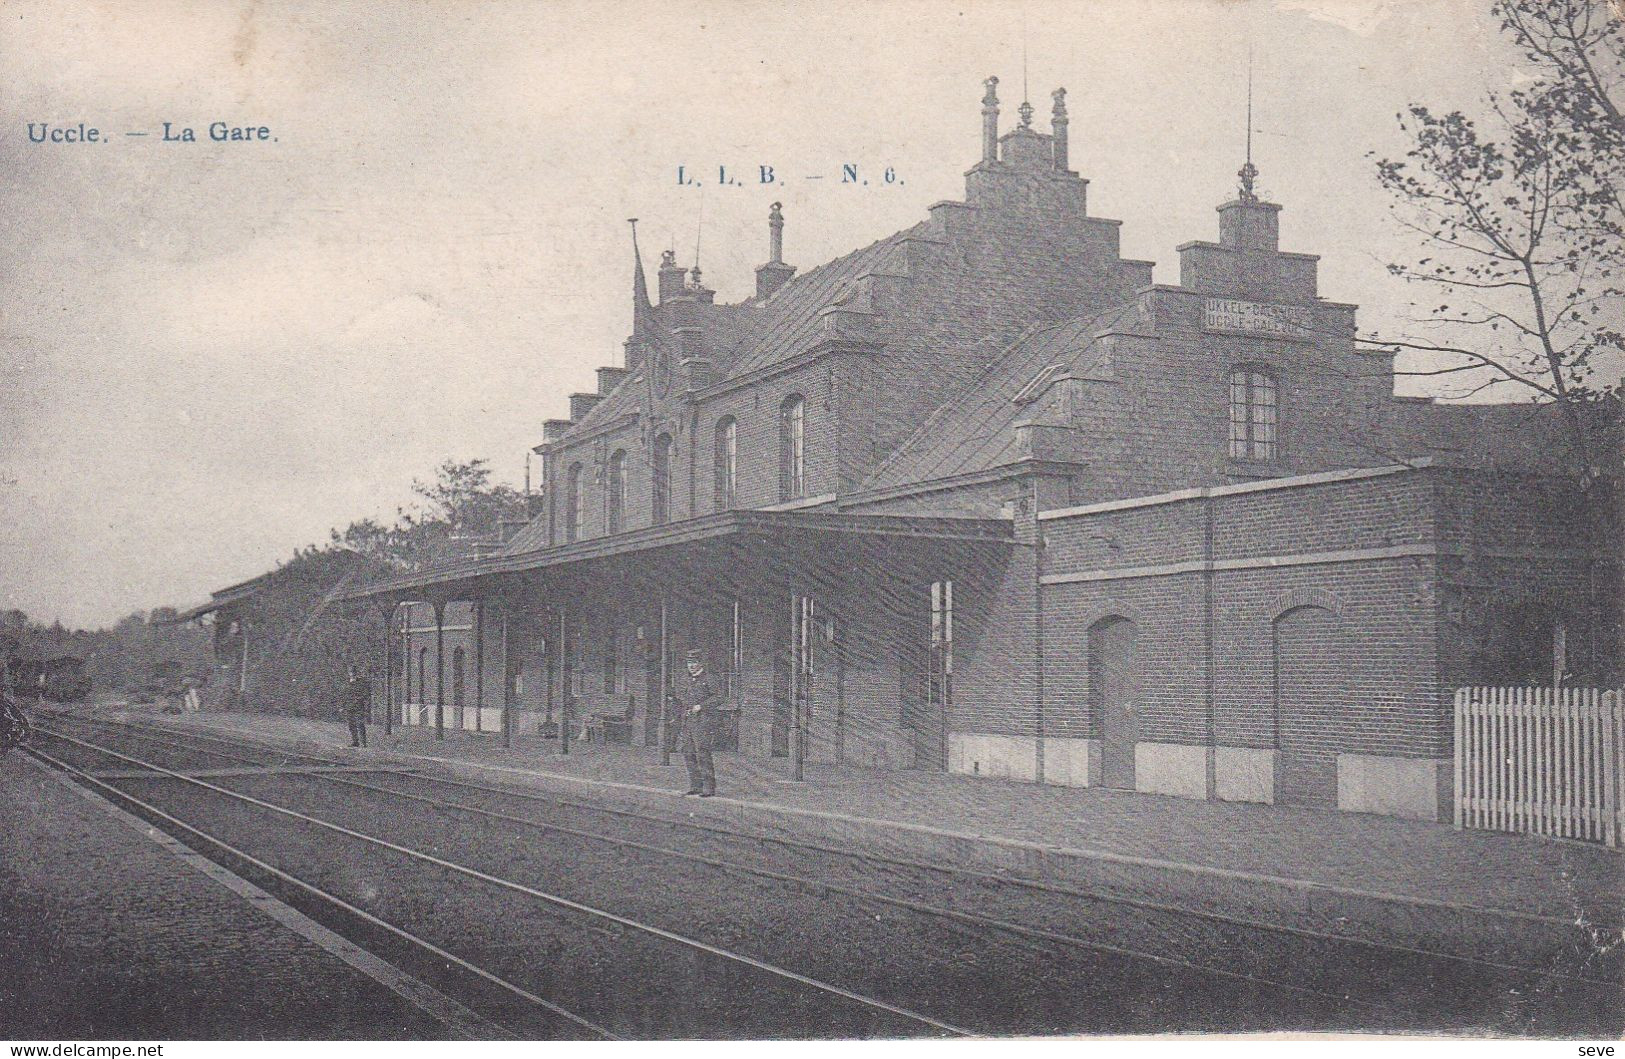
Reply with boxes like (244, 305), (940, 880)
(607, 449), (627, 534)
(714, 417), (737, 510)
(779, 395), (805, 501)
(652, 433), (674, 525)
(1228, 367), (1278, 461)
(565, 462), (583, 542)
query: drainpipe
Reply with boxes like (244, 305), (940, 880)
(1033, 479), (1047, 785)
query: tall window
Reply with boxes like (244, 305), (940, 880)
(607, 449), (627, 534)
(652, 433), (674, 525)
(565, 462), (583, 542)
(1228, 367), (1278, 462)
(714, 417), (738, 511)
(780, 395), (805, 501)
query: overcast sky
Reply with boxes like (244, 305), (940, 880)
(1, 0), (1519, 628)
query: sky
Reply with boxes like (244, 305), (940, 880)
(0, 0), (1525, 628)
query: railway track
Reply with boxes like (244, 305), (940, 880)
(31, 714), (1625, 1037)
(30, 725), (969, 1039)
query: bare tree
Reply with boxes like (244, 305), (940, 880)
(1372, 0), (1623, 485)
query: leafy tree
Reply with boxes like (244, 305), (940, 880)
(1372, 0), (1623, 486)
(333, 458), (526, 571)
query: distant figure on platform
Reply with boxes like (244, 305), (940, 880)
(675, 649), (721, 797)
(182, 678), (201, 714)
(344, 666), (370, 748)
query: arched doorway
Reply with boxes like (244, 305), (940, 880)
(1273, 605), (1346, 806)
(1089, 616), (1139, 790)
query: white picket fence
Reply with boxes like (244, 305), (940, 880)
(1454, 687), (1624, 847)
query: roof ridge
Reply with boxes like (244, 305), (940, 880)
(860, 303), (1139, 492)
(862, 319), (1067, 485)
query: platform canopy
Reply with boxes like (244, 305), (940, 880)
(337, 508), (1015, 605)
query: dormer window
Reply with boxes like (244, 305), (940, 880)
(1228, 367), (1277, 462)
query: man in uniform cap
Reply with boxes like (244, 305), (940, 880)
(673, 648), (721, 796)
(344, 665), (371, 748)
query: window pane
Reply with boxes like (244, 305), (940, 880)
(653, 436), (672, 525)
(1228, 372), (1249, 458)
(715, 419), (736, 511)
(781, 397), (805, 500)
(1252, 372), (1278, 460)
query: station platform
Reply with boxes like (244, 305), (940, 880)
(0, 751), (473, 1039)
(55, 704), (1625, 965)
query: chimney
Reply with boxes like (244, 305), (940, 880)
(542, 418), (575, 442)
(754, 201), (797, 300)
(597, 366), (632, 394)
(681, 357), (714, 393)
(1051, 88), (1070, 173)
(688, 266), (715, 304)
(981, 76), (1000, 164)
(657, 249), (686, 303)
(568, 392), (604, 420)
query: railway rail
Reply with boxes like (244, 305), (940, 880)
(28, 713), (1625, 1037)
(30, 724), (971, 1039)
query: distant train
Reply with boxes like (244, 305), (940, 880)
(5, 655), (91, 703)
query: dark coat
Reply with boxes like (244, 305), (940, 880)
(677, 670), (721, 750)
(344, 677), (371, 720)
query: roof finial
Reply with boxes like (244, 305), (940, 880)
(1051, 87), (1069, 172)
(981, 76), (1000, 163)
(1019, 11), (1033, 128)
(629, 218), (655, 345)
(692, 188), (706, 285)
(1238, 48), (1259, 203)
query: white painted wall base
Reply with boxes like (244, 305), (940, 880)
(1215, 746), (1275, 804)
(1135, 742), (1208, 800)
(1337, 754), (1449, 821)
(948, 733), (1039, 781)
(1041, 737), (1099, 787)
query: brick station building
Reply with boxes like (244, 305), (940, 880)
(349, 78), (1619, 822)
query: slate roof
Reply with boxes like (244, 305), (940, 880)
(859, 305), (1133, 492)
(561, 225), (927, 441)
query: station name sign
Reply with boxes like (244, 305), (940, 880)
(1202, 298), (1314, 341)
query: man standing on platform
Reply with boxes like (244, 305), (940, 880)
(344, 665), (371, 748)
(676, 649), (720, 797)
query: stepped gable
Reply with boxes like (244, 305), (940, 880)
(860, 304), (1135, 494)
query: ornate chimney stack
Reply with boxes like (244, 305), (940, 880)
(768, 201), (785, 263)
(1051, 88), (1070, 173)
(755, 201), (796, 300)
(657, 249), (686, 303)
(981, 76), (1000, 164)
